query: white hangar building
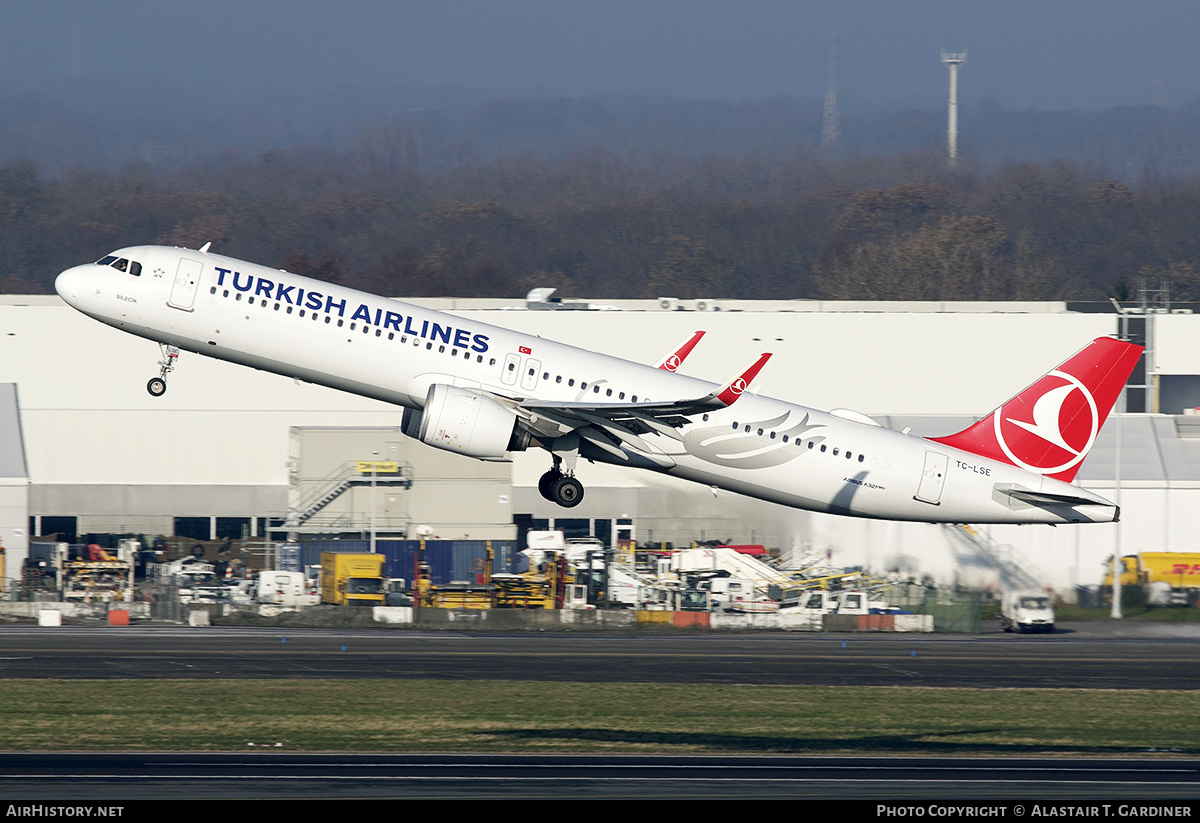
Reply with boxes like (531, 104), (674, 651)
(3, 288), (1199, 597)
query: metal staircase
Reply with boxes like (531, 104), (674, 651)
(942, 523), (1042, 591)
(291, 461), (413, 526)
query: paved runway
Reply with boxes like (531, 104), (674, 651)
(2, 752), (1198, 800)
(0, 623), (1197, 688)
(1, 622), (1197, 801)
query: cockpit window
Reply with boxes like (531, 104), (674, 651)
(99, 257), (142, 276)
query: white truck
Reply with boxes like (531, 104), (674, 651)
(784, 589), (888, 616)
(999, 591), (1055, 634)
(258, 570), (319, 607)
(705, 577), (777, 613)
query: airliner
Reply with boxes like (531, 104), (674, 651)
(54, 245), (1143, 525)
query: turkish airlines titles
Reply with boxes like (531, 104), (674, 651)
(213, 267), (491, 353)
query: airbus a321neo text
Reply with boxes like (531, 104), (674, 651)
(55, 245), (1143, 525)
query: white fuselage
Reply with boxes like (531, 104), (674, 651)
(54, 246), (1118, 525)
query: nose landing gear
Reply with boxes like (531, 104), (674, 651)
(147, 344), (179, 397)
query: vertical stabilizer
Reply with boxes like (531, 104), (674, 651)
(929, 337), (1143, 483)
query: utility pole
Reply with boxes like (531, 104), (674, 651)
(370, 449), (378, 554)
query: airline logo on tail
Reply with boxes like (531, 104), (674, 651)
(995, 369), (1098, 476)
(930, 337), (1143, 483)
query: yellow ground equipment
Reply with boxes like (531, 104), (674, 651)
(319, 552), (385, 606)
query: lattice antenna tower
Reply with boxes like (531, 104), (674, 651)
(941, 50), (966, 169)
(821, 32), (840, 148)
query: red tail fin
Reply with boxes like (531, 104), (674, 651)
(929, 337), (1143, 483)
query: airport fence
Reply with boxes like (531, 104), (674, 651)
(885, 584), (982, 633)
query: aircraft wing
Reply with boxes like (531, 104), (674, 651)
(515, 353), (772, 456)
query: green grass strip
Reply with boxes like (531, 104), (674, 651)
(0, 680), (1196, 755)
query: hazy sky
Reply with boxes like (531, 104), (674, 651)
(3, 0), (1198, 112)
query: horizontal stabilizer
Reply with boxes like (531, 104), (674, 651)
(994, 483), (1114, 509)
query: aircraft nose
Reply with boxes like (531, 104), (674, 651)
(55, 266), (83, 302)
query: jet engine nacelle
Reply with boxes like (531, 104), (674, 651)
(402, 383), (528, 460)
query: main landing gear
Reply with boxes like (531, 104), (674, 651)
(147, 344), (179, 397)
(538, 457), (584, 508)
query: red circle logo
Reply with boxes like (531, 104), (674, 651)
(994, 369), (1098, 475)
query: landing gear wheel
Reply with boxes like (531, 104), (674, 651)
(550, 476), (584, 508)
(147, 377), (167, 397)
(538, 469), (563, 501)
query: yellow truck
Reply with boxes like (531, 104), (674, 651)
(1104, 553), (1200, 605)
(319, 552), (385, 606)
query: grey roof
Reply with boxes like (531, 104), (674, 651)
(0, 384), (27, 479)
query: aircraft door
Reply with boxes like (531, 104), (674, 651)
(915, 451), (948, 504)
(168, 258), (203, 311)
(521, 358), (541, 391)
(500, 352), (521, 386)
